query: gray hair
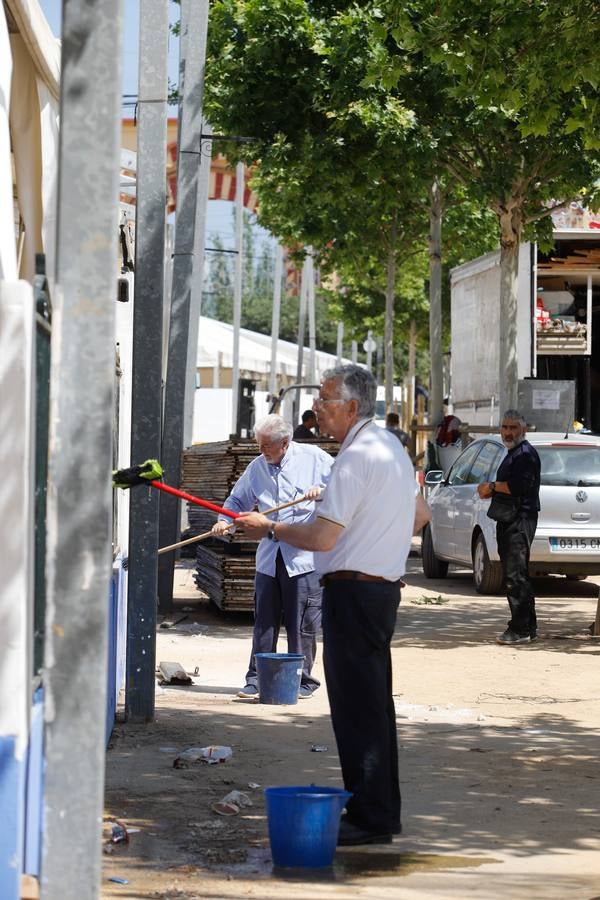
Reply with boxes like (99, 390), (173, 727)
(322, 364), (376, 418)
(254, 414), (293, 442)
(501, 409), (527, 426)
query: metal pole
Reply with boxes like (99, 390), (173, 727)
(351, 340), (358, 363)
(269, 243), (283, 398)
(293, 257), (308, 424)
(231, 160), (244, 435)
(42, 0), (123, 892)
(158, 0), (209, 614)
(336, 321), (344, 364)
(366, 329), (373, 370)
(428, 178), (443, 427)
(307, 249), (316, 386)
(125, 0), (168, 724)
(183, 121), (212, 448)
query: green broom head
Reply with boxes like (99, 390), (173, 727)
(113, 458), (164, 489)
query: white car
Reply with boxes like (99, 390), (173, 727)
(422, 432), (600, 593)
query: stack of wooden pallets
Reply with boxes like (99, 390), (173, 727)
(180, 437), (338, 612)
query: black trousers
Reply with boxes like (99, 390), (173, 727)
(246, 550), (322, 689)
(322, 579), (401, 834)
(496, 516), (538, 637)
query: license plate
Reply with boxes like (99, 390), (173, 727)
(549, 537), (600, 552)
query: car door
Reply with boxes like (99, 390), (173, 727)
(453, 440), (505, 562)
(431, 443), (484, 559)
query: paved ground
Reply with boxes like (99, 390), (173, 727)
(102, 557), (600, 899)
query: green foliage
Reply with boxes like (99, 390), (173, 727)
(201, 0), (600, 391)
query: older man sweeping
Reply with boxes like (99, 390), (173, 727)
(212, 414), (332, 699)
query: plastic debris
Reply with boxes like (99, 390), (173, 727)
(108, 877), (129, 885)
(212, 790), (252, 816)
(222, 790), (252, 807)
(174, 745), (233, 768)
(212, 800), (240, 816)
(110, 821), (129, 844)
(311, 744), (329, 752)
(247, 781), (261, 790)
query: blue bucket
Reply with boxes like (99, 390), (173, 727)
(255, 652), (304, 705)
(265, 786), (351, 868)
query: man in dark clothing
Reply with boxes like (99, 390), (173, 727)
(477, 409), (541, 645)
(293, 410), (318, 440)
(385, 412), (409, 448)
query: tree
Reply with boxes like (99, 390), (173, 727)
(205, 0), (430, 403)
(381, 0), (600, 408)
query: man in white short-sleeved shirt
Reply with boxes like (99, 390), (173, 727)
(237, 365), (415, 847)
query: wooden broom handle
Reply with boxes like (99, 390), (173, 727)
(157, 493), (314, 555)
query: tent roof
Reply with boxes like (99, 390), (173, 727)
(196, 316), (351, 378)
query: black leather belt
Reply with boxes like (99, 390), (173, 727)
(320, 570), (391, 585)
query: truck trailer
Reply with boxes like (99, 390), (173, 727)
(450, 230), (599, 431)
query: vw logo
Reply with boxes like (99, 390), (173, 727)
(576, 490), (588, 503)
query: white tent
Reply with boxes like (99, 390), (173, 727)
(193, 316), (353, 442)
(196, 315), (348, 381)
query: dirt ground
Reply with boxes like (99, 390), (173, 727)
(102, 556), (600, 900)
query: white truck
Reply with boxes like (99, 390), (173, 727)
(449, 230), (599, 433)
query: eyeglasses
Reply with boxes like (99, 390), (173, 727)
(313, 396), (349, 406)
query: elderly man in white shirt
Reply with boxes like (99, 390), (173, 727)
(212, 414), (332, 699)
(237, 365), (415, 847)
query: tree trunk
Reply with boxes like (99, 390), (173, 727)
(497, 203), (523, 414)
(407, 318), (416, 427)
(384, 212), (398, 411)
(428, 178), (443, 427)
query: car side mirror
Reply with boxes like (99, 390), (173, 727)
(425, 470), (444, 485)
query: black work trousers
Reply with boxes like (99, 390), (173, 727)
(246, 550), (322, 690)
(322, 579), (401, 835)
(496, 515), (538, 637)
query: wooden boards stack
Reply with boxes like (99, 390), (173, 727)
(193, 542), (257, 612)
(182, 439), (259, 534)
(538, 247), (600, 270)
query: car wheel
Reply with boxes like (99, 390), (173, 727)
(473, 532), (503, 595)
(565, 574), (587, 582)
(422, 524), (449, 579)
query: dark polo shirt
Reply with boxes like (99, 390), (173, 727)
(496, 439), (541, 517)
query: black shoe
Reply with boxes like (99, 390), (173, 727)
(337, 820), (392, 846)
(530, 631), (538, 642)
(496, 629), (531, 645)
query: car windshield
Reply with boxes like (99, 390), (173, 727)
(536, 446), (600, 487)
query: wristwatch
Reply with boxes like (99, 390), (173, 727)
(490, 481), (496, 494)
(267, 525), (279, 542)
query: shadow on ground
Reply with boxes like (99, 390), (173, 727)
(103, 690), (600, 898)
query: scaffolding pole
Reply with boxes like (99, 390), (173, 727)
(41, 0), (123, 892)
(125, 0), (169, 723)
(158, 0), (209, 613)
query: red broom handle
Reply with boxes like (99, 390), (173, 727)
(150, 480), (240, 519)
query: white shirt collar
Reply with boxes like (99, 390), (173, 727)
(339, 417), (373, 452)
